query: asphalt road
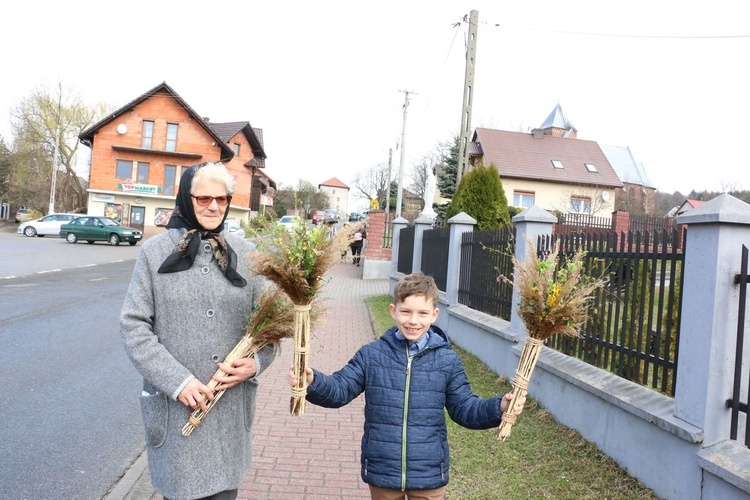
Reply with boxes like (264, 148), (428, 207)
(0, 227), (146, 499)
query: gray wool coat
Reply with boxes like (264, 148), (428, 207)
(120, 229), (276, 500)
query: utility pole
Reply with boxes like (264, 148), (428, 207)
(456, 9), (478, 186)
(48, 121), (61, 214)
(385, 147), (393, 222)
(396, 90), (415, 218)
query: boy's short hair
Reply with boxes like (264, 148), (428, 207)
(393, 272), (439, 308)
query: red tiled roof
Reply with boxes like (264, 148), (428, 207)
(319, 177), (349, 189)
(472, 128), (623, 188)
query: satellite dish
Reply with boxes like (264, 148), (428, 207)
(116, 123), (128, 134)
(601, 191), (610, 202)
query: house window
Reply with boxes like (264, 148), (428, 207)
(141, 120), (154, 149)
(116, 160), (132, 179)
(570, 196), (591, 214)
(233, 143), (240, 156)
(551, 160), (564, 169)
(164, 165), (177, 196)
(166, 123), (178, 152)
(137, 162), (149, 183)
(584, 163), (598, 172)
(513, 191), (534, 209)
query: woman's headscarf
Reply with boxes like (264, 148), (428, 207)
(157, 163), (247, 287)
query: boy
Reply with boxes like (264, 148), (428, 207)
(290, 272), (525, 499)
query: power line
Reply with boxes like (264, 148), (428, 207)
(483, 21), (750, 39)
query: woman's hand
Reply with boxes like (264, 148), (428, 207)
(178, 378), (214, 412)
(213, 357), (258, 390)
(500, 390), (527, 416)
(288, 363), (314, 387)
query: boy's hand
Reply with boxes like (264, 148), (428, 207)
(500, 391), (527, 416)
(288, 363), (314, 387)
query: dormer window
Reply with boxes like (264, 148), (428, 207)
(551, 160), (564, 169)
(585, 163), (598, 172)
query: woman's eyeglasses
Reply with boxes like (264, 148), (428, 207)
(191, 195), (232, 207)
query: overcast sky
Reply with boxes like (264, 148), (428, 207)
(2, 0), (748, 211)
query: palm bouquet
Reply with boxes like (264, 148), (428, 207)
(182, 286), (295, 436)
(250, 220), (354, 415)
(497, 238), (604, 440)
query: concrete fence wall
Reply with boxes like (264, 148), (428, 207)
(388, 195), (750, 500)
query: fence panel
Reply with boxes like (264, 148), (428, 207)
(421, 226), (451, 291)
(540, 227), (685, 396)
(555, 213), (611, 236)
(397, 225), (415, 274)
(458, 227), (515, 320)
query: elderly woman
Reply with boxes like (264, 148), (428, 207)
(120, 162), (275, 500)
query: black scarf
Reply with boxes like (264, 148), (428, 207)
(157, 164), (247, 287)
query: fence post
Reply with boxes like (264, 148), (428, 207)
(674, 194), (750, 446)
(510, 205), (557, 336)
(411, 214), (434, 273)
(390, 216), (409, 277)
(444, 212), (477, 305)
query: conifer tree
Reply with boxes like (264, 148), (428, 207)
(446, 163), (510, 230)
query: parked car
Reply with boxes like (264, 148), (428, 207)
(311, 210), (326, 225)
(324, 209), (339, 222)
(17, 213), (81, 237)
(14, 207), (34, 223)
(348, 212), (366, 222)
(59, 216), (143, 246)
(223, 218), (245, 237)
(277, 215), (301, 232)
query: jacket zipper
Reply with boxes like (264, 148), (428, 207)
(402, 349), (413, 491)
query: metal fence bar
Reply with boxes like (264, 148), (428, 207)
(729, 244), (749, 445)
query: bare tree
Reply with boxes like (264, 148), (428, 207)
(351, 163), (393, 208)
(9, 82), (109, 212)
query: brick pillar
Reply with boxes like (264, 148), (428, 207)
(611, 210), (630, 248)
(363, 210), (391, 262)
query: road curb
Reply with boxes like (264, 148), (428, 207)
(106, 450), (156, 500)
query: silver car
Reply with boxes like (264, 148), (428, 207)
(17, 213), (81, 237)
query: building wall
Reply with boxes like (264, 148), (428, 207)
(502, 178), (616, 216)
(320, 185), (349, 216)
(86, 90), (256, 234)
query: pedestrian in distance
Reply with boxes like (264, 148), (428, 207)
(120, 162), (277, 500)
(349, 222), (367, 266)
(288, 272), (526, 500)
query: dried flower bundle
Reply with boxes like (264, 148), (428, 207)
(250, 222), (354, 305)
(250, 220), (359, 415)
(182, 286), (295, 436)
(497, 238), (604, 440)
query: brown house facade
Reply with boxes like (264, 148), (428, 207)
(79, 82), (273, 237)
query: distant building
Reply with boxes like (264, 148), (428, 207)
(318, 177), (349, 216)
(599, 144), (656, 215)
(79, 82), (274, 237)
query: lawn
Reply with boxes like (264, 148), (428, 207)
(365, 294), (657, 500)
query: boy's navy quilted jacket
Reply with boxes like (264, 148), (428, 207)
(306, 324), (504, 491)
